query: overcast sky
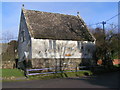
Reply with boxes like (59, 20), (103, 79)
(1, 2), (119, 40)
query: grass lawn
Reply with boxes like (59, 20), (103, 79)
(1, 69), (25, 81)
(28, 70), (92, 80)
(2, 69), (24, 78)
(1, 68), (92, 81)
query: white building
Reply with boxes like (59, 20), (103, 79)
(18, 7), (96, 69)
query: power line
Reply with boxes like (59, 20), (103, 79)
(88, 22), (102, 26)
(88, 13), (120, 27)
(101, 12), (119, 33)
(105, 13), (120, 22)
(106, 23), (118, 26)
(106, 23), (118, 30)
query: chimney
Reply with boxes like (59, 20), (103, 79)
(77, 11), (80, 15)
(22, 4), (24, 9)
(77, 11), (80, 18)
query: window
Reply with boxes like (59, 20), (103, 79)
(21, 30), (25, 42)
(81, 43), (84, 52)
(49, 40), (52, 49)
(53, 40), (56, 50)
(77, 41), (81, 49)
(77, 41), (82, 52)
(49, 40), (56, 50)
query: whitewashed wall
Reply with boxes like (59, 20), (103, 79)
(31, 38), (95, 59)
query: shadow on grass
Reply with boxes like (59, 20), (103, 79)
(57, 72), (68, 78)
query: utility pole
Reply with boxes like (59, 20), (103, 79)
(102, 21), (107, 66)
(102, 21), (106, 35)
(118, 1), (120, 67)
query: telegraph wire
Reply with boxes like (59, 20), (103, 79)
(88, 13), (120, 27)
(87, 22), (102, 27)
(106, 23), (118, 30)
(105, 13), (120, 22)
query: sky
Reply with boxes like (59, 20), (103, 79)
(1, 2), (119, 40)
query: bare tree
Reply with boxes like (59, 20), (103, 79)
(36, 40), (78, 73)
(2, 30), (16, 43)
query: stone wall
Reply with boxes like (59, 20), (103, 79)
(2, 58), (94, 69)
(2, 61), (16, 69)
(29, 58), (82, 71)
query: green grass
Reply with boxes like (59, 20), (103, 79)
(28, 70), (92, 80)
(1, 69), (92, 82)
(1, 69), (25, 82)
(0, 69), (2, 77)
(2, 69), (24, 78)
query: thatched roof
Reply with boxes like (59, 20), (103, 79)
(22, 8), (95, 41)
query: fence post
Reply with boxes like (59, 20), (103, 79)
(75, 65), (78, 72)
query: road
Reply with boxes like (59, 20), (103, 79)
(2, 72), (120, 88)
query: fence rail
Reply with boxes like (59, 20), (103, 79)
(26, 66), (88, 76)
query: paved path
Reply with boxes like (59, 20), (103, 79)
(2, 72), (119, 88)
